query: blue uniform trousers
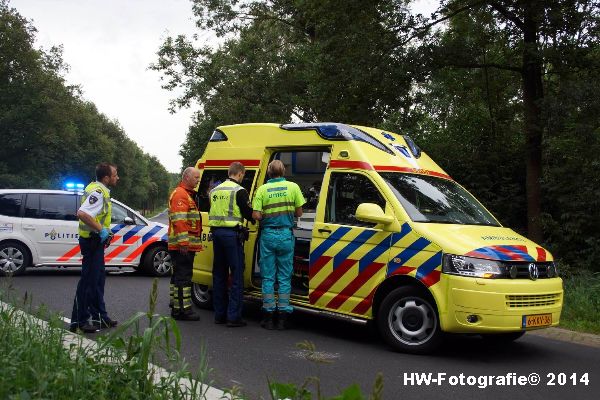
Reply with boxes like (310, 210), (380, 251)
(211, 228), (245, 322)
(259, 228), (294, 313)
(70, 236), (106, 328)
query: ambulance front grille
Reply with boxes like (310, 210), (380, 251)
(505, 293), (561, 308)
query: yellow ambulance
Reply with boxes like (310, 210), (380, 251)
(190, 123), (562, 354)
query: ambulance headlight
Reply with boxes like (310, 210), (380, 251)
(442, 255), (503, 278)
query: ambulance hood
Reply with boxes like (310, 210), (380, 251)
(413, 223), (552, 262)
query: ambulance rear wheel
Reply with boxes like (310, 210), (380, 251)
(192, 283), (213, 309)
(377, 286), (442, 354)
(143, 246), (172, 277)
(0, 241), (30, 276)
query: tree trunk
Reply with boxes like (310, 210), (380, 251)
(521, 1), (544, 243)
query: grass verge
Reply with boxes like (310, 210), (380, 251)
(559, 270), (600, 334)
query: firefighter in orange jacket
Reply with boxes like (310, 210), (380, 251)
(168, 167), (202, 320)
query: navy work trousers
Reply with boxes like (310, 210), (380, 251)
(70, 236), (107, 327)
(211, 228), (245, 322)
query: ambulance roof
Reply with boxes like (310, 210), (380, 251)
(199, 123), (451, 180)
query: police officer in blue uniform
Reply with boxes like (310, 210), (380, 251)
(69, 163), (119, 333)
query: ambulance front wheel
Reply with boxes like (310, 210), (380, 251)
(192, 283), (213, 309)
(377, 286), (443, 354)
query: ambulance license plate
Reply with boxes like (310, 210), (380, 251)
(522, 313), (552, 329)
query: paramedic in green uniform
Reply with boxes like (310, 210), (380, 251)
(252, 160), (305, 330)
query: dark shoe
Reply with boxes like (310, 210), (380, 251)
(276, 311), (290, 330)
(172, 311), (200, 321)
(260, 312), (275, 330)
(69, 323), (99, 334)
(226, 319), (247, 327)
(214, 318), (226, 324)
(93, 317), (118, 329)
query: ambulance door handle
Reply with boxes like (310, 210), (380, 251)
(318, 228), (331, 234)
(23, 225), (35, 231)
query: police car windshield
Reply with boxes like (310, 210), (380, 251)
(380, 173), (500, 226)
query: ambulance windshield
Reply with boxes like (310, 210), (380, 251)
(381, 173), (500, 226)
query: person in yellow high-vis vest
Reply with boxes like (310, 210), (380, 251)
(168, 167), (202, 321)
(70, 163), (119, 334)
(208, 162), (255, 327)
(252, 160), (305, 330)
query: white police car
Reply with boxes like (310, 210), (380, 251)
(0, 189), (171, 276)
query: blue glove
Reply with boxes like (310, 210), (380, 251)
(98, 228), (110, 243)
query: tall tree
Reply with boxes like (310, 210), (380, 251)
(422, 0), (599, 241)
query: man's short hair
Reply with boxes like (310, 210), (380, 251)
(96, 163), (116, 181)
(228, 162), (245, 177)
(267, 160), (285, 178)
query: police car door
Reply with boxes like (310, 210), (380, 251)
(22, 193), (80, 265)
(309, 171), (392, 316)
(103, 201), (142, 265)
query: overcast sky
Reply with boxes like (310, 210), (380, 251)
(10, 0), (438, 173)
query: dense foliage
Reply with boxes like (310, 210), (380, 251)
(152, 0), (600, 271)
(0, 1), (171, 210)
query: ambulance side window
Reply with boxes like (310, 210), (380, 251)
(325, 172), (386, 227)
(197, 169), (256, 212)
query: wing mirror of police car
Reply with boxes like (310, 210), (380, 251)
(124, 217), (135, 225)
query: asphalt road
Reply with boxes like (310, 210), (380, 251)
(1, 210), (598, 399)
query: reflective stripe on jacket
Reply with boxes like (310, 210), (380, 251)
(168, 184), (202, 251)
(78, 182), (111, 238)
(208, 180), (243, 228)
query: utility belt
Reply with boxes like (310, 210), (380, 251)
(85, 231), (114, 251)
(211, 225), (249, 242)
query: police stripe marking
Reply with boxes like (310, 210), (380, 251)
(123, 225), (144, 243)
(142, 225), (163, 243)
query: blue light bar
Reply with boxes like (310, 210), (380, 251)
(64, 182), (84, 191)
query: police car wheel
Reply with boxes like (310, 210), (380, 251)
(0, 241), (30, 276)
(143, 246), (172, 277)
(377, 286), (442, 354)
(191, 283), (213, 309)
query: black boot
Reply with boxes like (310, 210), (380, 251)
(172, 309), (200, 321)
(276, 311), (289, 330)
(260, 311), (275, 330)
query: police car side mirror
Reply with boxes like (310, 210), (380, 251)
(124, 217), (135, 225)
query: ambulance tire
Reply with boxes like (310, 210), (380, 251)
(377, 286), (442, 354)
(142, 246), (172, 277)
(0, 241), (30, 276)
(191, 283), (213, 309)
(481, 331), (526, 344)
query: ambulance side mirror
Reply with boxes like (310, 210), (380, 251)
(355, 203), (394, 225)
